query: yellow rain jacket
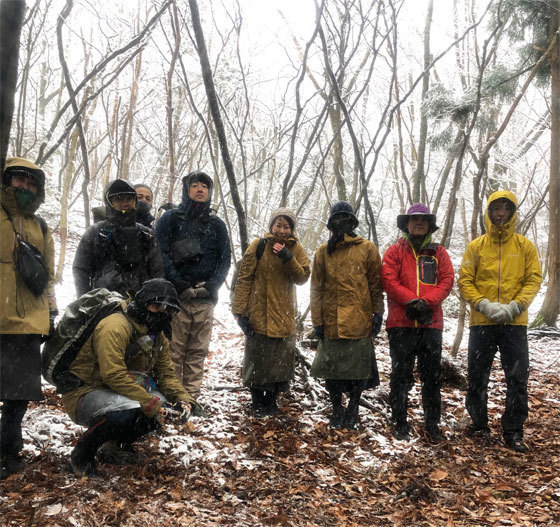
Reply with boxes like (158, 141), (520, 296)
(311, 235), (384, 339)
(458, 190), (542, 326)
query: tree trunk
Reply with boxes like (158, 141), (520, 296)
(187, 0), (248, 252)
(0, 0), (25, 168)
(413, 0), (434, 203)
(535, 4), (560, 327)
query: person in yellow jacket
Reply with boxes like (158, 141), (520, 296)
(458, 190), (542, 453)
(1, 158), (57, 479)
(232, 208), (310, 417)
(62, 279), (195, 476)
(310, 201), (384, 430)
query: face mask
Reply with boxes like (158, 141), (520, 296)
(330, 217), (355, 234)
(14, 188), (37, 210)
(143, 312), (172, 335)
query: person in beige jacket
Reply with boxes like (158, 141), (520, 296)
(310, 201), (384, 430)
(1, 158), (57, 479)
(232, 208), (310, 417)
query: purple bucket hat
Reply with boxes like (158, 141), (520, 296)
(396, 203), (439, 233)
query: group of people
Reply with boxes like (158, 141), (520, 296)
(0, 157), (542, 480)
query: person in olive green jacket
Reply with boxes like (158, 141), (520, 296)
(1, 158), (57, 479)
(232, 208), (310, 417)
(458, 190), (542, 453)
(310, 201), (384, 430)
(62, 279), (195, 476)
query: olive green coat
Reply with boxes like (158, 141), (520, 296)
(232, 233), (310, 338)
(0, 186), (56, 335)
(62, 306), (193, 422)
(310, 235), (384, 339)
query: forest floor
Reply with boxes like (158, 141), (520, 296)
(1, 298), (559, 526)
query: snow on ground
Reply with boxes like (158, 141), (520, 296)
(19, 259), (560, 477)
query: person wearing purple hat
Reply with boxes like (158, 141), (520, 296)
(381, 203), (454, 442)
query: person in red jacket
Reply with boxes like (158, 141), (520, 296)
(381, 204), (454, 441)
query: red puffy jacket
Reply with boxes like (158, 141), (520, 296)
(381, 238), (454, 330)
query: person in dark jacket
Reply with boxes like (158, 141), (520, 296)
(73, 179), (164, 298)
(310, 201), (384, 430)
(381, 204), (454, 442)
(1, 158), (58, 479)
(155, 171), (231, 411)
(62, 279), (194, 477)
(134, 183), (155, 229)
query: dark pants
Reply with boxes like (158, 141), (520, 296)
(76, 408), (157, 456)
(0, 400), (29, 458)
(466, 325), (529, 436)
(388, 328), (442, 427)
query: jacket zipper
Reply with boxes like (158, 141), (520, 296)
(497, 234), (502, 302)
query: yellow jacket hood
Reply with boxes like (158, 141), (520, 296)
(485, 190), (518, 242)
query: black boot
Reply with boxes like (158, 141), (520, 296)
(394, 421), (410, 440)
(327, 382), (345, 429)
(68, 416), (122, 477)
(264, 390), (279, 416)
(344, 390), (362, 430)
(251, 389), (267, 418)
(0, 451), (24, 480)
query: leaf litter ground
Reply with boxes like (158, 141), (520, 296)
(1, 298), (559, 527)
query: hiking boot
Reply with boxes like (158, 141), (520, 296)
(97, 441), (141, 465)
(504, 433), (528, 453)
(394, 422), (410, 440)
(467, 424), (491, 438)
(0, 454), (23, 479)
(330, 404), (345, 429)
(426, 425), (444, 442)
(68, 444), (97, 477)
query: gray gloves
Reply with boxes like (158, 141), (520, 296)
(180, 286), (209, 301)
(477, 299), (523, 323)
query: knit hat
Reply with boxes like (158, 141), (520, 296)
(106, 179), (137, 200)
(396, 203), (438, 233)
(134, 278), (180, 313)
(269, 207), (297, 232)
(326, 201), (359, 230)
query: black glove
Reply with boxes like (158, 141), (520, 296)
(236, 316), (254, 336)
(276, 246), (293, 263)
(372, 314), (383, 336)
(405, 299), (432, 325)
(314, 325), (324, 340)
(42, 308), (59, 342)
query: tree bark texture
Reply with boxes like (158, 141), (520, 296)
(0, 0), (25, 169)
(536, 4), (560, 326)
(187, 0), (248, 252)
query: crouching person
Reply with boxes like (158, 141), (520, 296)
(61, 279), (194, 476)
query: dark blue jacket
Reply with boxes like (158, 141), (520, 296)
(155, 180), (231, 304)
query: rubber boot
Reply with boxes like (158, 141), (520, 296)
(251, 389), (267, 418)
(264, 387), (279, 416)
(344, 390), (362, 430)
(327, 384), (345, 429)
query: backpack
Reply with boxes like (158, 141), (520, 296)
(229, 237), (267, 302)
(42, 288), (129, 394)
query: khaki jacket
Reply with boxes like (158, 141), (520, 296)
(458, 190), (542, 326)
(62, 307), (193, 422)
(232, 234), (310, 338)
(1, 186), (56, 334)
(310, 235), (384, 339)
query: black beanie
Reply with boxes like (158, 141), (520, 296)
(134, 279), (180, 312)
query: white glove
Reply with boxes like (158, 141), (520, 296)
(490, 304), (514, 324)
(507, 301), (523, 319)
(477, 299), (512, 323)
